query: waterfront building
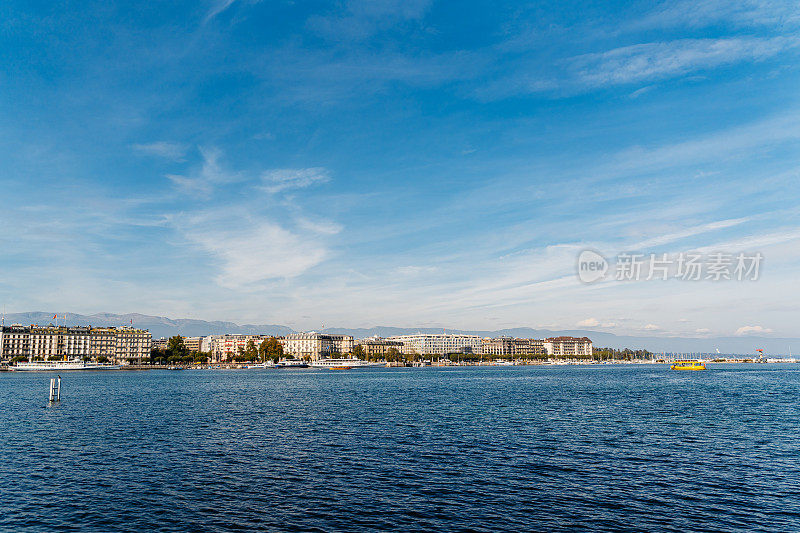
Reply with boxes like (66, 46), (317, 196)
(91, 327), (118, 360)
(115, 328), (151, 364)
(30, 325), (92, 360)
(182, 336), (203, 352)
(281, 333), (354, 360)
(481, 337), (545, 356)
(200, 336), (212, 353)
(387, 334), (482, 356)
(543, 336), (593, 357)
(151, 336), (202, 353)
(0, 325), (31, 360)
(206, 334), (273, 362)
(0, 325), (151, 364)
(356, 337), (404, 357)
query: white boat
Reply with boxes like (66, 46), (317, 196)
(14, 359), (121, 371)
(277, 360), (309, 368)
(310, 358), (375, 369)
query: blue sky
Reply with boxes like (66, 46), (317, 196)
(1, 0), (799, 338)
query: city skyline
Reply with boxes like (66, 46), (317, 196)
(2, 1), (799, 337)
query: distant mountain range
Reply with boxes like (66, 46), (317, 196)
(2, 312), (794, 356)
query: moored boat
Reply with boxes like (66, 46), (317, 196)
(310, 358), (371, 369)
(278, 359), (309, 368)
(15, 359), (121, 371)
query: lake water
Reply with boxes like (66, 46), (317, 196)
(2, 364), (799, 532)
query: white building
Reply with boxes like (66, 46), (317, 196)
(115, 327), (152, 363)
(281, 333), (354, 360)
(387, 334), (482, 356)
(0, 325), (30, 360)
(543, 336), (593, 357)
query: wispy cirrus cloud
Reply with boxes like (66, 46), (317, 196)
(633, 0), (800, 31)
(571, 36), (800, 88)
(473, 36), (800, 100)
(261, 168), (331, 194)
(631, 217), (750, 249)
(132, 141), (188, 161)
(166, 147), (242, 197)
(203, 0), (254, 24)
(307, 0), (431, 41)
(162, 149), (339, 288)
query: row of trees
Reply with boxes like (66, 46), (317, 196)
(148, 337), (652, 366)
(148, 336), (290, 365)
(229, 337), (285, 363)
(592, 347), (654, 361)
(149, 336), (208, 364)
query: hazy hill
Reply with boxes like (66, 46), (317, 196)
(2, 312), (794, 355)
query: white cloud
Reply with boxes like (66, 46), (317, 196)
(295, 217), (342, 236)
(396, 265), (438, 276)
(571, 36), (800, 88)
(635, 0), (800, 31)
(631, 217), (750, 249)
(204, 0), (249, 23)
(188, 222), (327, 288)
(610, 111), (800, 175)
(166, 147), (240, 197)
(696, 328), (711, 334)
(261, 168), (331, 194)
(642, 323), (661, 331)
(735, 325), (774, 336)
(132, 141), (188, 161)
(576, 318), (618, 328)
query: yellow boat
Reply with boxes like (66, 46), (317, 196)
(670, 360), (706, 371)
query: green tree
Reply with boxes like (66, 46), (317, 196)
(352, 344), (366, 360)
(385, 347), (401, 362)
(245, 339), (258, 361)
(150, 348), (168, 365)
(167, 336), (187, 359)
(259, 337), (284, 364)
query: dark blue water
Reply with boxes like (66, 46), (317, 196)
(2, 365), (800, 532)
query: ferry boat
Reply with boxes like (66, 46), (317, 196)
(310, 358), (372, 370)
(670, 360), (706, 371)
(277, 360), (309, 368)
(14, 359), (121, 371)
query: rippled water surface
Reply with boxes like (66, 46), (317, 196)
(2, 364), (800, 532)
